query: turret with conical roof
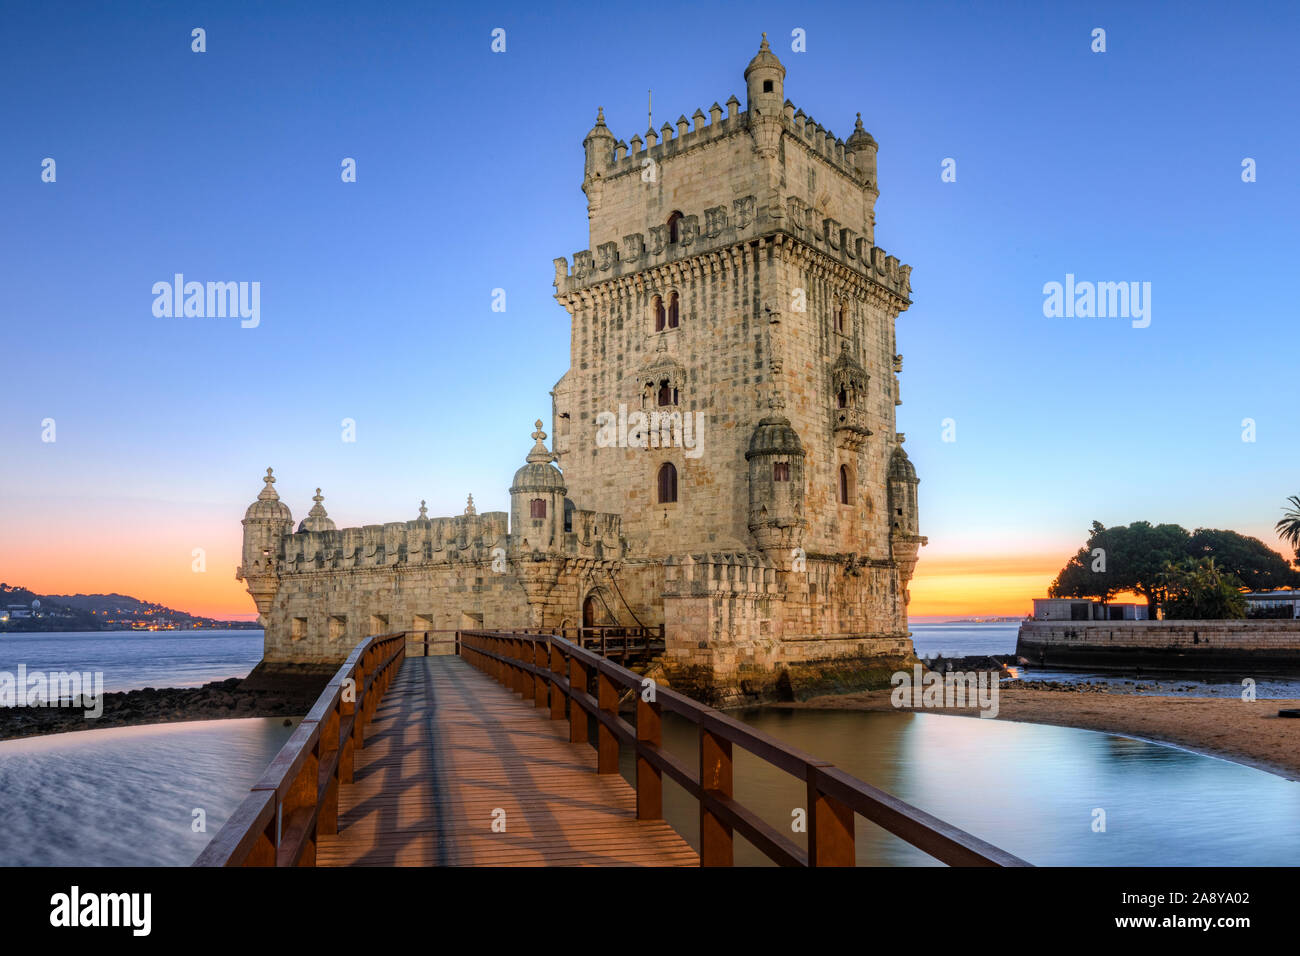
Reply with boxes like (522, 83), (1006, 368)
(509, 420), (567, 552)
(297, 488), (336, 533)
(582, 107), (615, 196)
(238, 468), (293, 622)
(745, 415), (807, 563)
(845, 113), (879, 195)
(744, 32), (785, 117)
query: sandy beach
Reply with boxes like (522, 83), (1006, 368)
(779, 686), (1300, 781)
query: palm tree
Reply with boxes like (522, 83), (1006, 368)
(1277, 496), (1300, 552)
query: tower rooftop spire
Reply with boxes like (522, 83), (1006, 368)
(527, 420), (553, 463)
(745, 31), (785, 80)
(257, 467), (279, 500)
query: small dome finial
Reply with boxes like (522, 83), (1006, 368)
(296, 484), (334, 532)
(526, 419), (554, 465)
(760, 32), (768, 49)
(464, 494), (476, 516)
(257, 467), (280, 501)
(419, 499), (428, 519)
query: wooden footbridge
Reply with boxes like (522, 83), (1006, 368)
(195, 629), (1029, 867)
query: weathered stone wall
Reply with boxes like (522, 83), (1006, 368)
(1017, 620), (1300, 671)
(261, 561), (529, 663)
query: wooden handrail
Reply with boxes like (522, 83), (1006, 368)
(193, 630), (408, 867)
(458, 629), (1030, 868)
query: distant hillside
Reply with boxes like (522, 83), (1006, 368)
(0, 583), (260, 632)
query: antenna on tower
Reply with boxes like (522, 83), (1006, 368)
(648, 89), (652, 130)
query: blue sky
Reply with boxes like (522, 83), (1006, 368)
(1, 0), (1296, 614)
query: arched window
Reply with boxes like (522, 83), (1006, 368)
(837, 302), (847, 333)
(657, 379), (677, 407)
(667, 291), (680, 329)
(657, 462), (678, 503)
(653, 295), (665, 332)
(530, 498), (547, 519)
(838, 465), (852, 505)
(667, 211), (683, 243)
(773, 462), (790, 482)
(837, 387), (847, 409)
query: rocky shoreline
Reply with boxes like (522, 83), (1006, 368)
(0, 676), (328, 741)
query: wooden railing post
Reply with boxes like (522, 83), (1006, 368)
(700, 726), (734, 866)
(280, 739), (320, 866)
(318, 699), (341, 836)
(548, 640), (565, 721)
(532, 640), (547, 708)
(569, 654), (589, 745)
(636, 685), (662, 820)
(596, 668), (618, 774)
(807, 765), (855, 866)
(352, 653), (369, 755)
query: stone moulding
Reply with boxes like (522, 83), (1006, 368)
(556, 229), (911, 314)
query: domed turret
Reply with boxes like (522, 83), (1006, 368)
(239, 468), (293, 621)
(297, 488), (336, 533)
(887, 438), (926, 604)
(512, 421), (567, 494)
(583, 106), (615, 187)
(888, 444), (918, 484)
(845, 113), (879, 193)
(887, 441), (920, 534)
(510, 421), (567, 551)
(244, 467), (293, 524)
(744, 33), (786, 117)
(745, 416), (806, 560)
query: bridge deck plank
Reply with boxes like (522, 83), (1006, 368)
(316, 656), (697, 867)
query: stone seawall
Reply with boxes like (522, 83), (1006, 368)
(1016, 621), (1300, 672)
(663, 634), (917, 708)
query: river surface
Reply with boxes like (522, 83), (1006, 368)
(911, 621), (1300, 697)
(3, 626), (1298, 866)
(621, 708), (1300, 866)
(0, 630), (263, 693)
(0, 717), (295, 866)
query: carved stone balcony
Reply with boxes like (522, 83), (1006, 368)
(833, 405), (872, 450)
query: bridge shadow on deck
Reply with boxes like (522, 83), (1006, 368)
(316, 656), (697, 867)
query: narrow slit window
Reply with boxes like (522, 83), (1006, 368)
(657, 462), (678, 503)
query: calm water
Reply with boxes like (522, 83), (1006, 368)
(4, 626), (1298, 866)
(0, 630), (263, 693)
(622, 708), (1300, 866)
(910, 621), (1300, 697)
(910, 621), (1021, 658)
(0, 717), (296, 866)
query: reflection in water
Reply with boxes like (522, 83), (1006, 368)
(620, 709), (1300, 866)
(0, 718), (296, 866)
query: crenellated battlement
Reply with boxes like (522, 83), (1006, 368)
(663, 551), (781, 598)
(265, 493), (628, 579)
(279, 511), (508, 574)
(597, 97), (871, 188)
(552, 192), (911, 302)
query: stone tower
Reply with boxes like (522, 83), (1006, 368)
(239, 37), (927, 706)
(548, 36), (925, 700)
(552, 37), (917, 566)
